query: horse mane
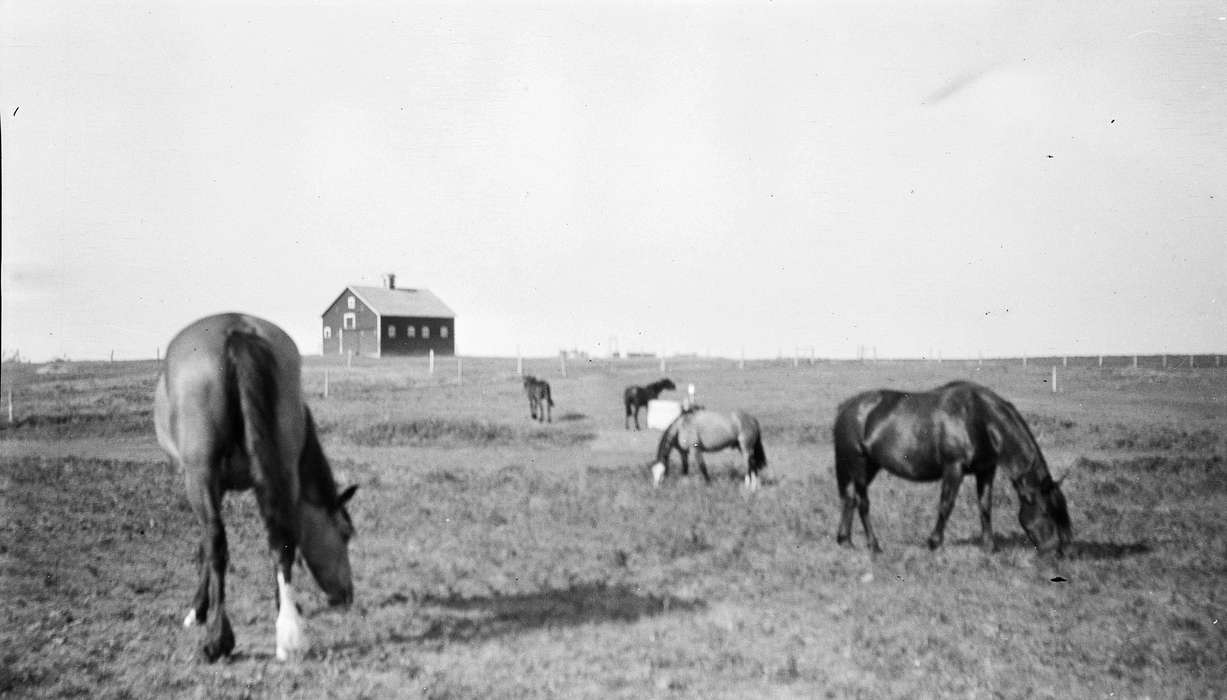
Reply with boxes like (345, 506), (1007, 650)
(972, 385), (1050, 481)
(298, 404), (343, 510)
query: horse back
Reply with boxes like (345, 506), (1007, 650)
(854, 383), (1004, 481)
(157, 313), (306, 487)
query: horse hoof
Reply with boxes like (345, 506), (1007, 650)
(199, 625), (235, 662)
(927, 537), (942, 551)
(836, 535), (853, 548)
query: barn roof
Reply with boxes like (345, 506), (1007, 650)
(345, 286), (456, 318)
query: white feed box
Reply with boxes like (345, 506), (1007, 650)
(647, 399), (682, 430)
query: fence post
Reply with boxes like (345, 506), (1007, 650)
(429, 349), (435, 374)
(1062, 356), (1067, 368)
(1051, 366), (1058, 394)
(560, 351), (567, 378)
(323, 369), (329, 398)
(7, 389), (12, 424)
(1189, 355), (1194, 368)
(1162, 354), (1167, 369)
(1098, 355), (1103, 367)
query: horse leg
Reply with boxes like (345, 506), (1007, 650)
(528, 397), (536, 421)
(184, 541), (210, 628)
(679, 449), (689, 476)
(836, 471), (857, 548)
(251, 481), (307, 661)
(691, 447), (711, 484)
(927, 465), (965, 550)
(975, 469), (997, 552)
(184, 468), (234, 661)
(854, 480), (883, 554)
(625, 403), (631, 430)
(835, 452), (874, 549)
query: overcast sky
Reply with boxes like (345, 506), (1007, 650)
(3, 1), (1224, 361)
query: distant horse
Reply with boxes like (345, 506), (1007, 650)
(522, 375), (554, 423)
(623, 378), (677, 430)
(651, 408), (767, 490)
(154, 313), (358, 662)
(833, 380), (1071, 556)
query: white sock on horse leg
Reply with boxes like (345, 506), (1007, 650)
(651, 462), (665, 487)
(275, 570), (307, 661)
(183, 609), (198, 628)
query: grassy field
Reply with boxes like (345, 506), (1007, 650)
(2, 354), (1224, 698)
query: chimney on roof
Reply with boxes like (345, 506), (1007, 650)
(382, 273), (396, 290)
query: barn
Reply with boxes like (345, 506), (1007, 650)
(321, 275), (456, 357)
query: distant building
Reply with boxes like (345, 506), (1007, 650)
(321, 274), (456, 357)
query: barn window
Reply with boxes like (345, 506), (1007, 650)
(423, 326), (430, 339)
(323, 326), (332, 339)
(407, 325), (415, 338)
(441, 326), (449, 339)
(343, 313), (356, 330)
(347, 296), (356, 310)
(387, 325), (396, 339)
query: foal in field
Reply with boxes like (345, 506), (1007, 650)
(522, 375), (555, 423)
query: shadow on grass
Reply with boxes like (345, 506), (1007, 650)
(950, 533), (1152, 560)
(555, 412), (588, 422)
(378, 582), (705, 644)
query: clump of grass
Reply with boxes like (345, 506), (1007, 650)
(345, 418), (596, 447)
(348, 418), (515, 446)
(1095, 425), (1220, 451)
(0, 410), (151, 438)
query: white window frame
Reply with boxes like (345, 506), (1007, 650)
(342, 312), (356, 330)
(407, 325), (415, 338)
(441, 325), (449, 339)
(387, 324), (396, 339)
(347, 295), (356, 310)
(323, 326), (332, 339)
(422, 326), (430, 339)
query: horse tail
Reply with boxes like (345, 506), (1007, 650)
(225, 330), (293, 526)
(751, 432), (767, 470)
(655, 415), (681, 464)
(832, 392), (877, 488)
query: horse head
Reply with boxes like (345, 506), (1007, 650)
(1017, 474), (1072, 556)
(660, 378), (677, 392)
(298, 484), (358, 607)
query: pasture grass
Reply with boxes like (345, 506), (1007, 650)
(1, 356), (1225, 698)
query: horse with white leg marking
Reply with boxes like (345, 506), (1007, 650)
(154, 313), (357, 662)
(623, 378), (676, 430)
(650, 408), (767, 490)
(832, 380), (1072, 556)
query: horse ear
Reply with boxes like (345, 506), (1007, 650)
(338, 484), (358, 505)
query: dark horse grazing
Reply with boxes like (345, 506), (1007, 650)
(154, 313), (358, 662)
(651, 408), (767, 490)
(522, 375), (554, 423)
(623, 378), (676, 430)
(833, 380), (1071, 556)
